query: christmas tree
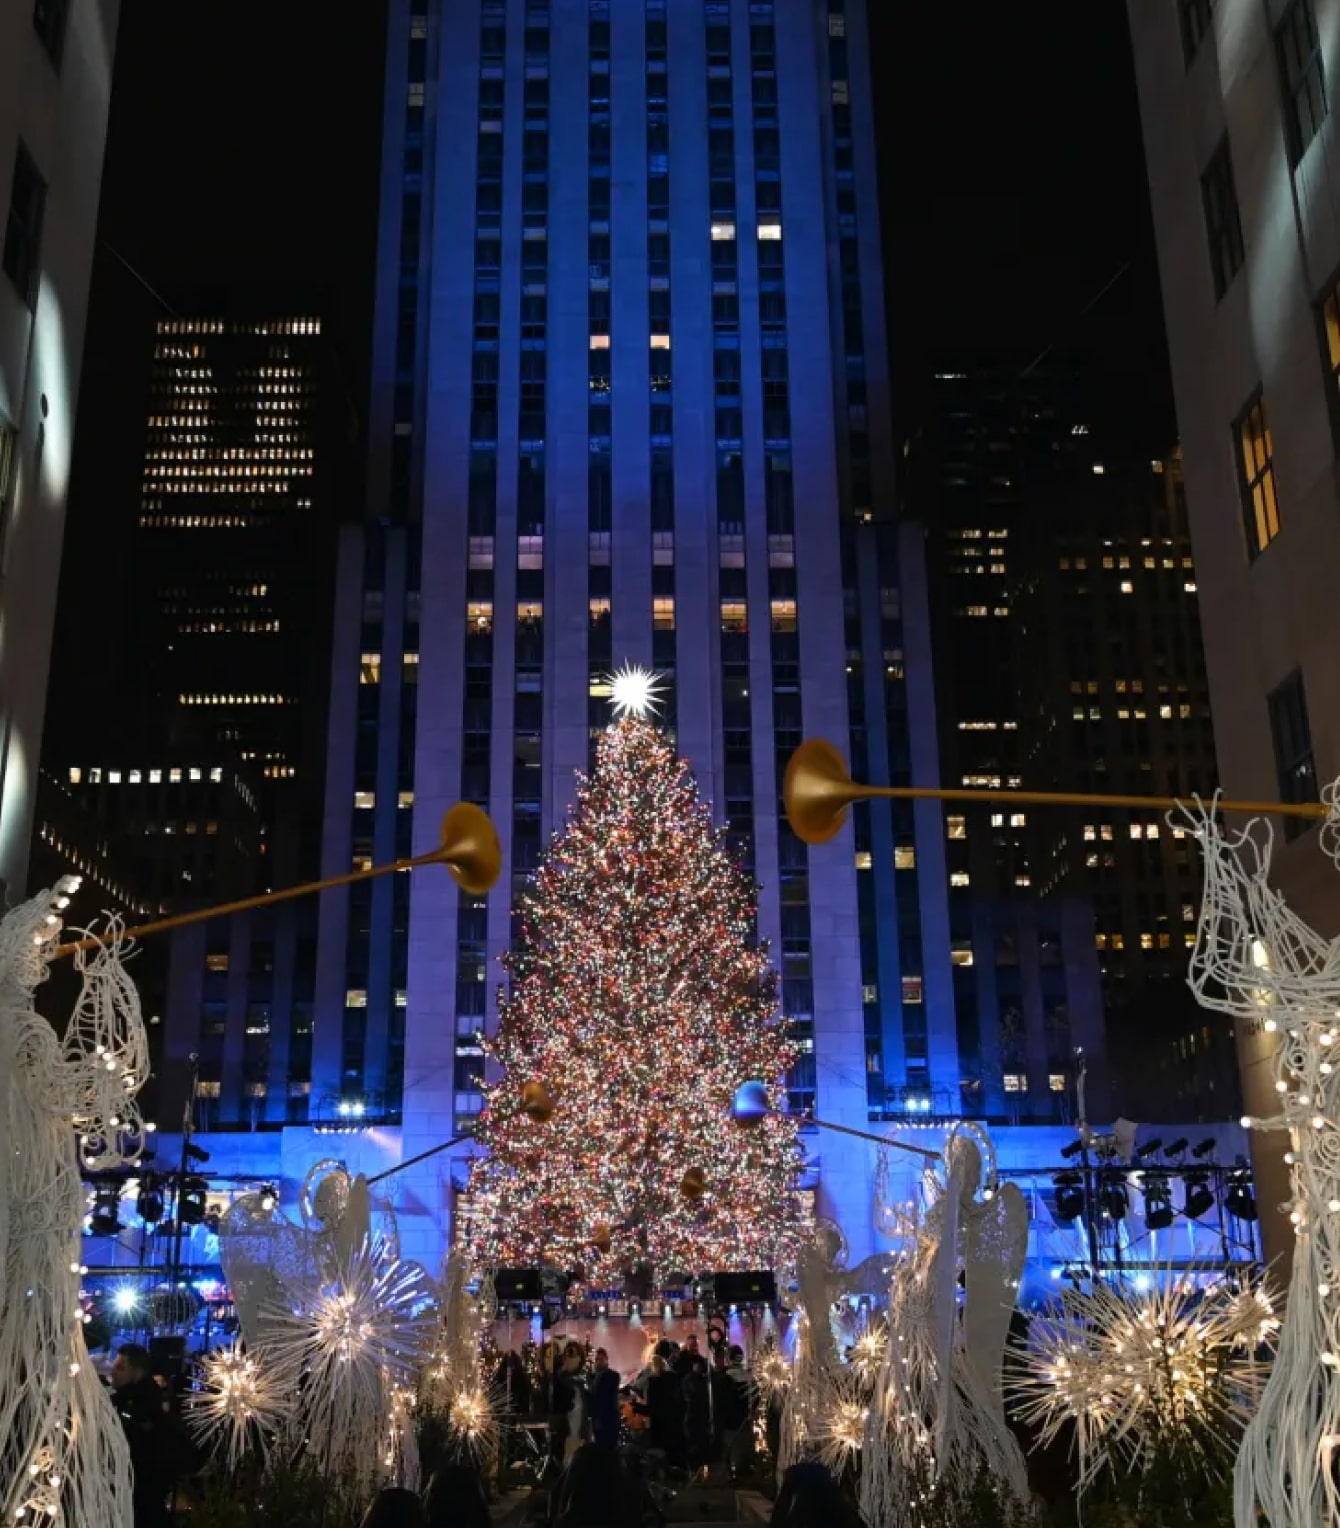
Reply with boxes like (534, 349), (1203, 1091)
(464, 672), (804, 1281)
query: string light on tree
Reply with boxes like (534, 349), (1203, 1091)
(464, 707), (804, 1280)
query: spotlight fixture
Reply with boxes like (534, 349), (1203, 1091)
(1225, 1173), (1257, 1222)
(111, 1285), (140, 1318)
(1191, 1138), (1216, 1160)
(1059, 1139), (1085, 1161)
(1184, 1173), (1215, 1220)
(136, 1178), (164, 1225)
(1052, 1171), (1085, 1224)
(185, 1142), (211, 1165)
(1098, 1178), (1128, 1221)
(1163, 1137), (1189, 1158)
(1143, 1178), (1174, 1231)
(178, 1176), (209, 1226)
(1134, 1138), (1164, 1161)
(258, 1184), (278, 1213)
(89, 1184), (122, 1237)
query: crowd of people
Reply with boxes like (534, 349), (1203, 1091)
(536, 1332), (755, 1480)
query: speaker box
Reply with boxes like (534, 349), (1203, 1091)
(712, 1270), (777, 1306)
(149, 1335), (187, 1379)
(494, 1268), (543, 1302)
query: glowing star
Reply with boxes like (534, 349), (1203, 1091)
(187, 1346), (291, 1471)
(607, 662), (665, 720)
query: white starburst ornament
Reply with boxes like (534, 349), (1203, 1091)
(607, 662), (665, 720)
(188, 1345), (290, 1470)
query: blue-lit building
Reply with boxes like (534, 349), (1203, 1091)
(296, 0), (952, 1268)
(139, 1), (1128, 1276)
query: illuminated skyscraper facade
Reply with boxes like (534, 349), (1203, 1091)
(309, 0), (961, 1264)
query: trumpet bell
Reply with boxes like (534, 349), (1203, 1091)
(438, 802), (503, 894)
(783, 738), (855, 845)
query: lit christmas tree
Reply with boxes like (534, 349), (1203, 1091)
(464, 668), (804, 1281)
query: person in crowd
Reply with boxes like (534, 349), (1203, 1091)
(771, 1463), (867, 1527)
(110, 1344), (173, 1528)
(634, 1353), (684, 1469)
(673, 1332), (701, 1376)
(359, 1487), (428, 1528)
(423, 1463), (490, 1528)
(682, 1354), (712, 1477)
(555, 1443), (664, 1528)
(562, 1341), (587, 1458)
(588, 1346), (622, 1447)
(718, 1345), (752, 1481)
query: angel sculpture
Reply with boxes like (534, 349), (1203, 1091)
(1, 880), (150, 1528)
(1181, 785), (1340, 1528)
(212, 1159), (437, 1489)
(860, 1123), (1029, 1528)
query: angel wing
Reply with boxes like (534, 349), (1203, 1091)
(962, 1181), (1028, 1426)
(220, 1191), (322, 1346)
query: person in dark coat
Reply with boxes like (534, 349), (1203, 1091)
(423, 1464), (490, 1528)
(588, 1347), (622, 1447)
(634, 1355), (684, 1468)
(110, 1344), (173, 1528)
(771, 1463), (867, 1527)
(681, 1356), (712, 1475)
(360, 1489), (428, 1528)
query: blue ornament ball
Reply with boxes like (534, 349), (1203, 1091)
(731, 1079), (771, 1127)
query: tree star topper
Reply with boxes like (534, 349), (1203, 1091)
(607, 663), (665, 720)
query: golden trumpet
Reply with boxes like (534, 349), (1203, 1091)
(55, 800), (502, 958)
(782, 737), (1328, 848)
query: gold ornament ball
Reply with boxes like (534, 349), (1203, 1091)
(591, 1224), (612, 1254)
(680, 1166), (707, 1201)
(521, 1080), (555, 1123)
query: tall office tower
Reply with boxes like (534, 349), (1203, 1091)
(132, 314), (338, 889)
(0, 0), (119, 900)
(312, 0), (955, 1265)
(905, 362), (1089, 899)
(1126, 0), (1340, 1251)
(1016, 445), (1235, 1120)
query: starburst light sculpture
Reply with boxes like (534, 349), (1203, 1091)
(188, 1345), (290, 1470)
(1011, 1270), (1276, 1500)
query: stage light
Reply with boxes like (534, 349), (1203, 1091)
(111, 1285), (140, 1317)
(137, 1179), (164, 1224)
(258, 1184), (278, 1213)
(89, 1185), (121, 1236)
(1143, 1180), (1174, 1231)
(179, 1176), (209, 1226)
(1134, 1138), (1163, 1161)
(1184, 1174), (1214, 1220)
(1163, 1138), (1189, 1158)
(1191, 1138), (1216, 1160)
(1059, 1140), (1084, 1160)
(1225, 1175), (1257, 1221)
(1098, 1181), (1128, 1220)
(1053, 1171), (1084, 1224)
(185, 1142), (211, 1164)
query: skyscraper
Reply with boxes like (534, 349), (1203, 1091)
(1125, 0), (1339, 1249)
(0, 0), (119, 900)
(308, 0), (955, 1266)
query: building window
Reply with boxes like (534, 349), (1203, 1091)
(32, 0), (69, 67)
(3, 141), (46, 309)
(1234, 392), (1281, 557)
(1268, 670), (1317, 833)
(1317, 268), (1340, 448)
(1201, 137), (1244, 300)
(360, 653), (382, 685)
(205, 954), (229, 973)
(1277, 0), (1327, 167)
(894, 845), (916, 870)
(1048, 1073), (1067, 1093)
(1178, 0), (1214, 64)
(901, 976), (923, 1005)
(1003, 1073), (1026, 1093)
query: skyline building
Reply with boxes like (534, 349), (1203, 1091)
(0, 0), (119, 901)
(1126, 0), (1340, 1255)
(302, 0), (957, 1265)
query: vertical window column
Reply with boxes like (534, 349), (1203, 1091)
(455, 0), (508, 1132)
(647, 0), (676, 726)
(588, 0), (614, 767)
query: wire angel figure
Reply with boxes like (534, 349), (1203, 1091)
(860, 1123), (1029, 1528)
(1, 880), (150, 1528)
(1178, 783), (1340, 1528)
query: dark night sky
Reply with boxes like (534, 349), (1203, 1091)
(50, 0), (1173, 742)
